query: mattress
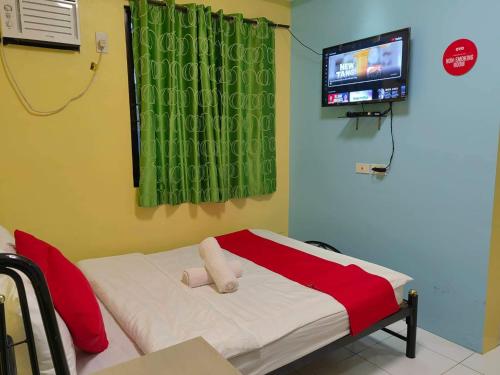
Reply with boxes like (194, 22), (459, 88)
(77, 230), (411, 375)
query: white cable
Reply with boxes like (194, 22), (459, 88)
(0, 42), (103, 116)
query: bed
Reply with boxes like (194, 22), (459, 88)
(0, 229), (417, 375)
(73, 230), (414, 375)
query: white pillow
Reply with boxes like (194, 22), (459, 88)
(0, 225), (16, 253)
(0, 225), (77, 375)
(4, 274), (77, 375)
(0, 225), (16, 295)
(0, 225), (16, 293)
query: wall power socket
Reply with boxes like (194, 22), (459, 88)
(95, 32), (109, 53)
(356, 163), (387, 176)
(355, 163), (371, 174)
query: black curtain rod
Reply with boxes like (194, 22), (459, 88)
(146, 0), (290, 29)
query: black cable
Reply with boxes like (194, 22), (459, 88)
(386, 102), (395, 170)
(287, 29), (322, 56)
(371, 102), (395, 173)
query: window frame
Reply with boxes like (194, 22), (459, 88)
(124, 6), (141, 188)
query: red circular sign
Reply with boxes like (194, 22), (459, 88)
(443, 39), (478, 76)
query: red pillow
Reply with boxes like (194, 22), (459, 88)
(14, 230), (108, 353)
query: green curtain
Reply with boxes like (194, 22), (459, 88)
(130, 0), (276, 207)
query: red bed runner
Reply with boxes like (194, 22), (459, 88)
(216, 230), (400, 335)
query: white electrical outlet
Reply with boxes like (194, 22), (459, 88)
(356, 163), (371, 174)
(95, 32), (109, 53)
(356, 163), (387, 175)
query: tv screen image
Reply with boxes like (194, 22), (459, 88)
(322, 28), (410, 107)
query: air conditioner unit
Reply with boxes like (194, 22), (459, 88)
(0, 0), (80, 50)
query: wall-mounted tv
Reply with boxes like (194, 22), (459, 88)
(322, 28), (410, 107)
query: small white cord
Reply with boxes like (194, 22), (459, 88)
(0, 42), (103, 117)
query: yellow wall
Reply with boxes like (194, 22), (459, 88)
(483, 133), (500, 352)
(0, 0), (290, 261)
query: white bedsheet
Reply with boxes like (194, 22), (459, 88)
(79, 253), (259, 359)
(76, 301), (141, 375)
(77, 230), (412, 374)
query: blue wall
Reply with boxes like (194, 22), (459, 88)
(289, 0), (500, 352)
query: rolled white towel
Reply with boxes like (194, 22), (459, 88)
(181, 260), (243, 288)
(199, 237), (239, 293)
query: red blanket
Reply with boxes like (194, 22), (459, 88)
(216, 230), (400, 335)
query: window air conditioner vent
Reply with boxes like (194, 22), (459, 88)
(0, 0), (80, 50)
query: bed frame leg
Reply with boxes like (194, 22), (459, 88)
(406, 289), (418, 358)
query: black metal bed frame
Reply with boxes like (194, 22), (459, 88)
(0, 253), (70, 375)
(270, 290), (418, 374)
(268, 241), (418, 374)
(0, 242), (416, 375)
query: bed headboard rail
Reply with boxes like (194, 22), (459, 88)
(0, 253), (70, 375)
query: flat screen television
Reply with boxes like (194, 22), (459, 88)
(322, 28), (410, 107)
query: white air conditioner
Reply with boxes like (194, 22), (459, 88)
(0, 0), (80, 50)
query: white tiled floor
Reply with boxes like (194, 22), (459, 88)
(288, 321), (499, 375)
